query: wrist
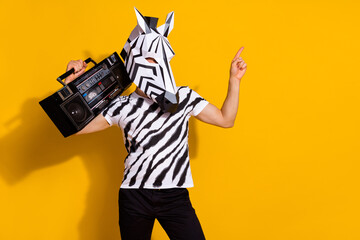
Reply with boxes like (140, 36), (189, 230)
(228, 78), (240, 95)
(229, 76), (241, 85)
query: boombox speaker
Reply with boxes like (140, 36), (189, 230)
(39, 52), (132, 137)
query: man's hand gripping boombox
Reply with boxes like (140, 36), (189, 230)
(39, 52), (132, 137)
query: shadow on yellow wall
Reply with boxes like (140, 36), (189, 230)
(0, 95), (199, 239)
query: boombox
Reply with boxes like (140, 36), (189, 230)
(39, 52), (132, 137)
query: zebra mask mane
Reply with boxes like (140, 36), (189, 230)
(121, 7), (179, 113)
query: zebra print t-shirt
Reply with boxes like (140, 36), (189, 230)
(102, 86), (208, 189)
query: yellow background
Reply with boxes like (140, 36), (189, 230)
(1, 0), (359, 239)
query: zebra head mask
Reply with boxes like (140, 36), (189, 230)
(121, 8), (179, 113)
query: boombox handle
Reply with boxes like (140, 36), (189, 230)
(56, 58), (97, 86)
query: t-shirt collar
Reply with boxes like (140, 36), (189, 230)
(130, 91), (155, 105)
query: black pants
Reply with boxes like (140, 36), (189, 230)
(118, 188), (206, 240)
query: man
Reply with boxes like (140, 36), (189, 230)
(65, 9), (247, 240)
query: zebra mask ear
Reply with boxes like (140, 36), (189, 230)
(157, 11), (174, 37)
(134, 7), (151, 34)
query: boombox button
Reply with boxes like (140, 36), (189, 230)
(109, 88), (120, 99)
(97, 100), (108, 110)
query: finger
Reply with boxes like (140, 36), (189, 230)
(66, 60), (75, 71)
(232, 57), (243, 63)
(238, 61), (246, 68)
(232, 58), (243, 66)
(76, 68), (86, 76)
(240, 63), (247, 70)
(75, 61), (83, 73)
(233, 47), (244, 60)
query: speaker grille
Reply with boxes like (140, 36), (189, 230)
(61, 93), (94, 130)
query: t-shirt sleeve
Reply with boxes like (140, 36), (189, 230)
(101, 96), (127, 126)
(188, 88), (209, 116)
(103, 110), (115, 126)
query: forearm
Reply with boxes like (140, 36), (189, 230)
(74, 114), (110, 135)
(220, 77), (241, 127)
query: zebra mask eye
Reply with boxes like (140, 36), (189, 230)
(121, 7), (179, 113)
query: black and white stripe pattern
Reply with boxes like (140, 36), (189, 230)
(103, 87), (208, 189)
(121, 8), (178, 112)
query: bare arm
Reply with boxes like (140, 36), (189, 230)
(195, 47), (247, 128)
(75, 114), (111, 135)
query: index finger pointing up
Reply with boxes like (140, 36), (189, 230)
(233, 47), (244, 60)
